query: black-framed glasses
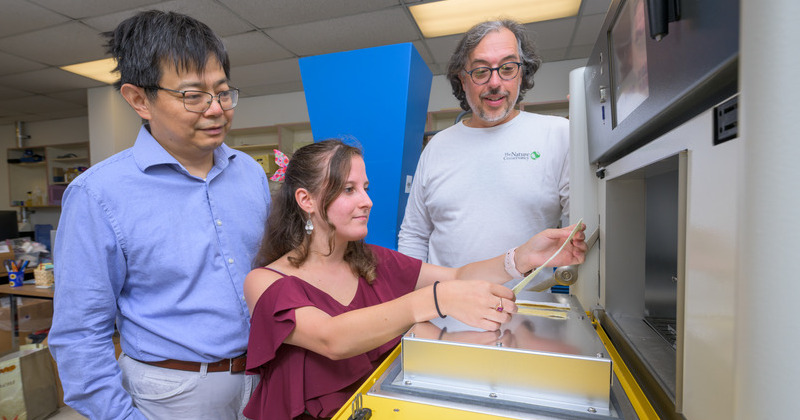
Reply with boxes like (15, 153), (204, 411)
(463, 62), (522, 85)
(145, 86), (239, 113)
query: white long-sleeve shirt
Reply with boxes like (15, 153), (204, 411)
(398, 111), (569, 269)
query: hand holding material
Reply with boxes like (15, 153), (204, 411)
(511, 219), (586, 295)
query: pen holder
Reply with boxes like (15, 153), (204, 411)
(8, 270), (24, 287)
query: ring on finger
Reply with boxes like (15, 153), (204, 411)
(495, 297), (504, 313)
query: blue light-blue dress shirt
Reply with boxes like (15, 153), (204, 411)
(48, 125), (270, 419)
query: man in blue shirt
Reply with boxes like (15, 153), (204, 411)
(48, 11), (270, 419)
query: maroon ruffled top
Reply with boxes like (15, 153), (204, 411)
(243, 245), (422, 420)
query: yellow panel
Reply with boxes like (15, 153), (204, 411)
(356, 394), (519, 419)
(591, 315), (660, 420)
(331, 344), (517, 419)
(334, 319), (660, 420)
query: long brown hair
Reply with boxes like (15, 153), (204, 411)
(254, 139), (377, 282)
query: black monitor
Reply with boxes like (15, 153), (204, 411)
(0, 210), (19, 241)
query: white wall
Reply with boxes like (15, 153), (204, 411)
(529, 58), (588, 102)
(736, 0), (800, 417)
(87, 85), (141, 165)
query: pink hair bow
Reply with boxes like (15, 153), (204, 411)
(269, 149), (290, 182)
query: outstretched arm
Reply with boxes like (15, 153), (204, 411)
(416, 223), (587, 288)
(245, 271), (512, 360)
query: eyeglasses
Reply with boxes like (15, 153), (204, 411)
(463, 62), (522, 85)
(145, 86), (239, 113)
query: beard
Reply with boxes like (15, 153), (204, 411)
(466, 86), (519, 126)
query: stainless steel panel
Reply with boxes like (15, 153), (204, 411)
(398, 292), (613, 416)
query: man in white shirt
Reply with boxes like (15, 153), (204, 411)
(399, 19), (569, 283)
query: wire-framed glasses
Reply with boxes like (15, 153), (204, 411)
(463, 62), (522, 85)
(146, 86), (239, 113)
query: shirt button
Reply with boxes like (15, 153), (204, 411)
(228, 258), (234, 264)
(216, 219), (222, 226)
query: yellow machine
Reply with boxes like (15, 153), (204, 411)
(333, 291), (657, 420)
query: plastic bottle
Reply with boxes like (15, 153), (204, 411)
(33, 187), (43, 206)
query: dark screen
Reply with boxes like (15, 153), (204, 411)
(0, 210), (19, 241)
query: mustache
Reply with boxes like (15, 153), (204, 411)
(480, 87), (509, 99)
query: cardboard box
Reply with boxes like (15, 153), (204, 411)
(0, 250), (13, 262)
(0, 298), (54, 356)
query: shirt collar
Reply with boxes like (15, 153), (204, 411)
(132, 124), (238, 177)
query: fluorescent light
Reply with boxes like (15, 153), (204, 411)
(410, 0), (582, 38)
(60, 58), (119, 84)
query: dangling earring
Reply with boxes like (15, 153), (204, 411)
(305, 218), (314, 235)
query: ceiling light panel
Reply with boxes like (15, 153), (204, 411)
(410, 0), (582, 38)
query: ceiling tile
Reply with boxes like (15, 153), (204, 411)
(0, 0), (69, 38)
(14, 95), (84, 114)
(567, 44), (594, 61)
(83, 0), (254, 36)
(0, 22), (107, 66)
(525, 17), (578, 51)
(239, 81), (305, 97)
(421, 34), (462, 68)
(0, 114), (38, 125)
(266, 9), (419, 57)
(230, 58), (301, 89)
(29, 0), (163, 19)
(411, 40), (435, 67)
(573, 13), (607, 45)
(48, 89), (90, 106)
(581, 0), (613, 16)
(429, 63), (447, 75)
(539, 48), (568, 62)
(223, 31), (294, 66)
(36, 108), (90, 121)
(0, 85), (34, 100)
(0, 97), (22, 113)
(220, 0), (400, 29)
(1, 68), (106, 95)
(0, 51), (47, 77)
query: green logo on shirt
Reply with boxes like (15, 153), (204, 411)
(503, 151), (542, 161)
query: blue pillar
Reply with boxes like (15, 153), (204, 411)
(300, 43), (432, 250)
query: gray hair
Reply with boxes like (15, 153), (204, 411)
(446, 19), (542, 111)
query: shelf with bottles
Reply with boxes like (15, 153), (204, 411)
(6, 142), (90, 207)
(47, 143), (90, 185)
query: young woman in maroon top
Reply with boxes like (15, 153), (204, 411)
(242, 139), (586, 420)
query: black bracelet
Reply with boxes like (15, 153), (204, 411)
(433, 281), (447, 318)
